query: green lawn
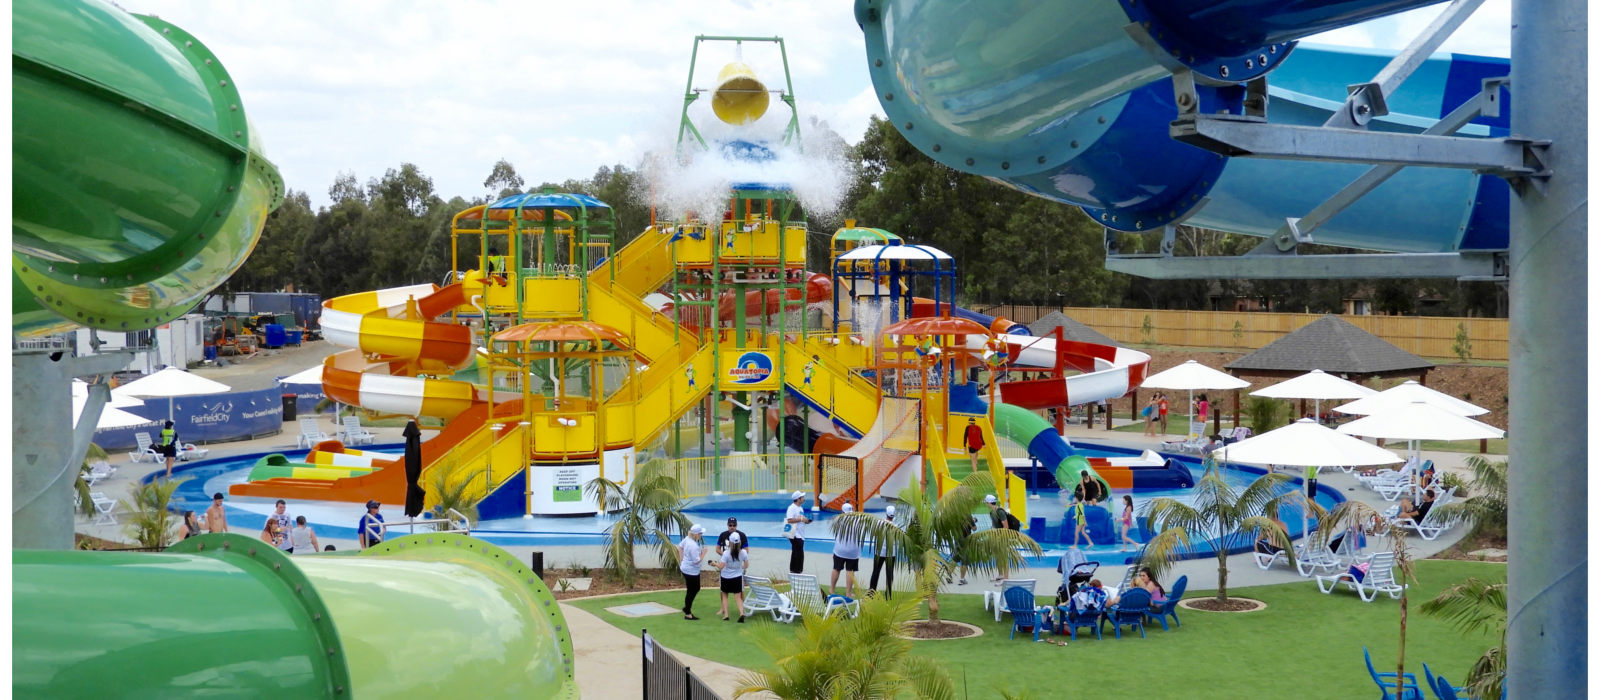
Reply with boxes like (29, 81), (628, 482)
(570, 560), (1504, 699)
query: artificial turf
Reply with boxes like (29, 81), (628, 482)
(569, 559), (1505, 699)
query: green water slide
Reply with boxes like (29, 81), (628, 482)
(13, 533), (578, 698)
(991, 401), (1107, 494)
(12, 0), (285, 336)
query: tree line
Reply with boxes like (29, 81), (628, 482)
(223, 116), (1505, 317)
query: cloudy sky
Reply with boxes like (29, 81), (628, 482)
(133, 0), (1512, 208)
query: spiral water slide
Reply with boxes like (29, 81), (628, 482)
(854, 0), (1510, 254)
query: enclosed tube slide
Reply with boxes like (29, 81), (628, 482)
(910, 299), (1028, 336)
(855, 0), (1511, 253)
(13, 533), (576, 698)
(13, 0), (285, 336)
(962, 333), (1152, 409)
(992, 402), (1193, 492)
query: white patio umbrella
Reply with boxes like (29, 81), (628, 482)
(1338, 401), (1504, 443)
(113, 367), (231, 423)
(72, 395), (159, 429)
(1250, 369), (1377, 423)
(72, 379), (145, 409)
(279, 364), (325, 385)
(1333, 380), (1487, 417)
(1215, 418), (1405, 542)
(1140, 360), (1251, 437)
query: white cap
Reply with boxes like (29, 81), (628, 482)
(885, 505), (897, 518)
(728, 532), (742, 544)
(791, 491), (806, 501)
(984, 494), (998, 504)
(842, 503), (854, 513)
(689, 524), (704, 535)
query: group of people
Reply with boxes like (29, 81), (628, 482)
(175, 493), (385, 554)
(676, 516), (754, 622)
(1066, 472), (1141, 552)
(1141, 392), (1211, 436)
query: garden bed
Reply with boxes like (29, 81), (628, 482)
(904, 620), (983, 640)
(1180, 597), (1266, 613)
(542, 566), (709, 600)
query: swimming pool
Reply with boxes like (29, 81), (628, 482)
(161, 441), (1343, 566)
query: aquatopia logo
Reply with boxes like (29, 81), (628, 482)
(728, 351), (773, 384)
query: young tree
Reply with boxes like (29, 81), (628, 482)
(1312, 501), (1419, 694)
(483, 158), (526, 199)
(1420, 577), (1506, 699)
(829, 472), (1040, 625)
(583, 459), (691, 587)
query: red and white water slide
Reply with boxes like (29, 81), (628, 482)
(963, 334), (1153, 409)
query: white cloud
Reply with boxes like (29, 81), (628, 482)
(1306, 0), (1511, 56)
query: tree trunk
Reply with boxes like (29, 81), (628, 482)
(1397, 589), (1409, 696)
(1216, 553), (1229, 602)
(928, 592), (942, 625)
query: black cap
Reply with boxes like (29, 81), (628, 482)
(727, 516), (738, 525)
(366, 500), (380, 509)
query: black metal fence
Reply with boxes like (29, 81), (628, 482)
(642, 629), (724, 700)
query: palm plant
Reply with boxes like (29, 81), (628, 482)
(425, 460), (480, 531)
(583, 458), (691, 588)
(1141, 463), (1315, 602)
(1420, 577), (1506, 700)
(73, 443), (109, 517)
(734, 591), (955, 700)
(1312, 500), (1419, 693)
(121, 478), (186, 549)
(829, 471), (1040, 625)
(1431, 455), (1507, 540)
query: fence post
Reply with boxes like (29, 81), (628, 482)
(683, 666), (692, 700)
(642, 628), (649, 700)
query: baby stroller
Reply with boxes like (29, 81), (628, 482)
(1054, 548), (1100, 605)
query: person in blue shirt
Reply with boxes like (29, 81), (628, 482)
(358, 500), (385, 549)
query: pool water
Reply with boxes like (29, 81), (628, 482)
(165, 442), (1341, 566)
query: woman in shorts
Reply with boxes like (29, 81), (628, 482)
(713, 532), (751, 622)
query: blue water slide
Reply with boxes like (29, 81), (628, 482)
(951, 305), (1030, 335)
(854, 0), (1509, 253)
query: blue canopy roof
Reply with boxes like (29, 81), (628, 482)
(487, 192), (611, 210)
(729, 182), (793, 192)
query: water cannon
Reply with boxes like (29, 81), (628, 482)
(711, 62), (769, 125)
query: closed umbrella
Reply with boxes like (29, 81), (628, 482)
(1250, 369), (1377, 423)
(403, 419), (425, 518)
(113, 367), (231, 423)
(1333, 380), (1487, 417)
(1141, 360), (1251, 437)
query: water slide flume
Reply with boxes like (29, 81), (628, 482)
(855, 0), (1510, 254)
(13, 533), (576, 698)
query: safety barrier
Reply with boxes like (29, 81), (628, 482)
(642, 629), (723, 700)
(667, 453), (814, 499)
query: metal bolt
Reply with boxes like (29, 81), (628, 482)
(1070, 140), (1079, 149)
(1000, 161), (1010, 170)
(903, 122), (913, 130)
(1136, 221), (1143, 228)
(1037, 156), (1046, 164)
(1097, 115), (1106, 124)
(964, 158), (974, 166)
(1258, 54), (1268, 65)
(219, 80), (228, 87)
(1356, 104), (1371, 116)
(233, 131), (242, 137)
(874, 59), (882, 67)
(205, 59), (212, 65)
(1269, 45), (1278, 54)
(73, 274), (80, 280)
(185, 41), (193, 47)
(1219, 65), (1230, 78)
(99, 277), (107, 283)
(884, 93), (893, 101)
(1245, 59), (1254, 69)
(931, 144), (941, 152)
(230, 104), (238, 111)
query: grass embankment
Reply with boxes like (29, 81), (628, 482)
(570, 559), (1504, 700)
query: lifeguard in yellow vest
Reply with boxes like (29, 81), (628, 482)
(158, 420), (180, 479)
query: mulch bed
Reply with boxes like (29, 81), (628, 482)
(542, 567), (713, 600)
(1430, 531), (1507, 562)
(1180, 597), (1266, 613)
(905, 620), (982, 640)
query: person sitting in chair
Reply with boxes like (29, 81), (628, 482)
(1399, 490), (1436, 522)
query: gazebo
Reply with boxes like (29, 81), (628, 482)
(1223, 314), (1434, 426)
(1027, 310), (1118, 346)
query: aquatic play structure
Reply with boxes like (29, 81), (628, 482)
(854, 0), (1585, 694)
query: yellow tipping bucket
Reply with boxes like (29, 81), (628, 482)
(711, 62), (769, 125)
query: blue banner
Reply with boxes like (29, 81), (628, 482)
(278, 381), (328, 414)
(94, 386), (285, 449)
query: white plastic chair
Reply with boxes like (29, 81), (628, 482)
(789, 573), (859, 619)
(297, 417), (329, 449)
(742, 575), (799, 623)
(177, 442), (210, 461)
(89, 492), (118, 525)
(983, 578), (1038, 622)
(1316, 552), (1407, 602)
(83, 461), (115, 486)
(340, 416), (377, 446)
(130, 433), (162, 463)
(1392, 489), (1459, 541)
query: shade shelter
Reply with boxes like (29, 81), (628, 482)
(1250, 369), (1377, 425)
(113, 367), (231, 423)
(279, 364), (325, 386)
(1140, 360), (1250, 437)
(1225, 315), (1433, 429)
(1027, 311), (1118, 347)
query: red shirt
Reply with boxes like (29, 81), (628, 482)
(1157, 398), (1169, 415)
(964, 424), (984, 450)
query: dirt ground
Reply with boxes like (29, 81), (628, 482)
(1135, 349), (1508, 430)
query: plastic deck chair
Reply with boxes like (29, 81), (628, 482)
(1102, 587), (1151, 639)
(741, 575), (799, 623)
(1423, 663), (1468, 700)
(340, 416), (377, 446)
(1060, 599), (1103, 641)
(1318, 552), (1407, 602)
(89, 492), (118, 525)
(1364, 646), (1424, 700)
(1004, 585), (1043, 642)
(83, 461), (115, 486)
(1147, 575), (1187, 631)
(1393, 489), (1461, 541)
(177, 441), (210, 461)
(985, 578), (1037, 622)
(130, 433), (161, 463)
(297, 417), (329, 449)
(788, 573), (858, 619)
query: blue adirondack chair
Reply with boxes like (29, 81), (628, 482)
(1423, 663), (1469, 700)
(1364, 647), (1424, 700)
(1004, 585), (1042, 642)
(1102, 587), (1151, 639)
(1147, 575), (1187, 631)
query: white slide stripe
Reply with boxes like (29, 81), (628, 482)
(358, 374), (427, 416)
(320, 308), (365, 351)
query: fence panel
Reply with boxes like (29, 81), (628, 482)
(643, 630), (725, 700)
(667, 453), (815, 499)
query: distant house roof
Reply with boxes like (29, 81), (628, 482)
(1027, 311), (1118, 346)
(1225, 314), (1434, 377)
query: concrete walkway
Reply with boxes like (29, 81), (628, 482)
(562, 601), (761, 700)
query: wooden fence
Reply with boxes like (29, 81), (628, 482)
(974, 305), (1509, 361)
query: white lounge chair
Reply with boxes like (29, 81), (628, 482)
(1291, 529), (1362, 577)
(983, 578), (1038, 622)
(340, 416), (377, 446)
(741, 575), (799, 623)
(177, 441), (210, 461)
(1392, 489), (1460, 541)
(83, 461), (115, 486)
(1315, 552), (1407, 602)
(1163, 433), (1211, 455)
(297, 417), (329, 449)
(788, 573), (859, 619)
(130, 433), (162, 463)
(89, 492), (118, 525)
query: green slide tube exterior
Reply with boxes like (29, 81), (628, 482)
(13, 533), (577, 698)
(990, 401), (1108, 495)
(12, 0), (284, 336)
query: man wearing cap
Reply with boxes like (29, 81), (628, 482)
(985, 494), (1012, 581)
(867, 504), (902, 599)
(716, 517), (750, 558)
(358, 500), (386, 550)
(830, 503), (862, 598)
(784, 491), (812, 574)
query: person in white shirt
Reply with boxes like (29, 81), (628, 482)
(867, 504), (902, 599)
(677, 524), (708, 620)
(830, 503), (862, 598)
(712, 532), (751, 622)
(289, 516), (320, 555)
(784, 491), (812, 574)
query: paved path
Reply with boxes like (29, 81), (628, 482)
(562, 602), (761, 700)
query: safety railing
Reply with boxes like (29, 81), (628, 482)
(666, 452), (815, 499)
